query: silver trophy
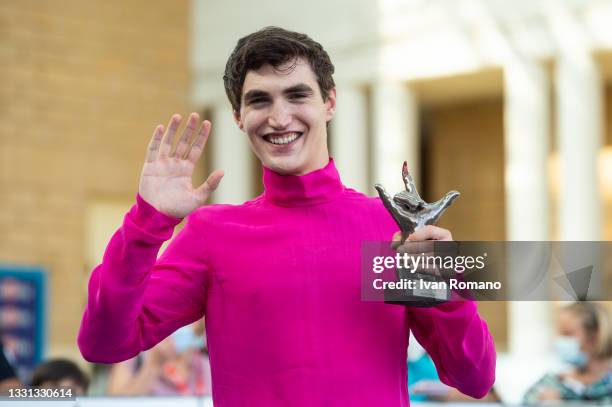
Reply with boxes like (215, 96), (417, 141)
(375, 161), (460, 306)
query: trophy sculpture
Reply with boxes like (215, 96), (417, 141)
(374, 162), (460, 306)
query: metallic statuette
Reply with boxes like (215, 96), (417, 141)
(374, 161), (460, 242)
(374, 161), (460, 306)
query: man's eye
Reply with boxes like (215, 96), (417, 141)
(289, 93), (308, 101)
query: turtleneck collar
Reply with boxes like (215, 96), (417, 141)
(262, 158), (345, 207)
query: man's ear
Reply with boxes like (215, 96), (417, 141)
(325, 87), (337, 122)
(233, 109), (244, 131)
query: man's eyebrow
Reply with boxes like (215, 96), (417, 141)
(243, 90), (270, 103)
(283, 84), (314, 94)
(243, 84), (314, 103)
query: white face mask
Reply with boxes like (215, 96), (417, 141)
(554, 336), (588, 368)
(407, 332), (427, 362)
(171, 326), (205, 353)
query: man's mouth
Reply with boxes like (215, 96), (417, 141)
(262, 132), (303, 146)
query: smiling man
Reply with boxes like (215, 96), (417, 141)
(226, 30), (336, 177)
(236, 60), (332, 175)
(78, 27), (496, 406)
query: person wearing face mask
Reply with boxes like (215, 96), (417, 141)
(523, 302), (612, 403)
(106, 320), (211, 396)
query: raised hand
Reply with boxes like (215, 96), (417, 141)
(139, 113), (224, 218)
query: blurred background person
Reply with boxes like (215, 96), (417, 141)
(0, 340), (20, 394)
(30, 358), (89, 396)
(523, 302), (612, 403)
(407, 332), (441, 401)
(107, 320), (211, 396)
(408, 332), (501, 403)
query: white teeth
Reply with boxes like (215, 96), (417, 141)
(266, 132), (301, 145)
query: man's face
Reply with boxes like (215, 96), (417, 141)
(234, 58), (336, 175)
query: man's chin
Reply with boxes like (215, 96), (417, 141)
(263, 157), (304, 175)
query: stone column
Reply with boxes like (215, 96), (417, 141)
(547, 0), (602, 240)
(556, 53), (602, 240)
(210, 104), (253, 204)
(371, 81), (420, 194)
(331, 83), (369, 193)
(504, 58), (553, 362)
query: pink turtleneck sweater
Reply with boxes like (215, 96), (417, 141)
(78, 159), (495, 406)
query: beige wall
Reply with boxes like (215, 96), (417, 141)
(0, 1), (190, 361)
(422, 98), (506, 241)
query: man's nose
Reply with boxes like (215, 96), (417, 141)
(268, 101), (291, 129)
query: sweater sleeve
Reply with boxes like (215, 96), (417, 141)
(77, 195), (210, 363)
(407, 300), (496, 399)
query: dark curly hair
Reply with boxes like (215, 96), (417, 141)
(223, 26), (335, 112)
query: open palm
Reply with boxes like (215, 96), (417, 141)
(139, 113), (224, 218)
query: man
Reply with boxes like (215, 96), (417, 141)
(78, 27), (495, 406)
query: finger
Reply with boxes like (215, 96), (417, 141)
(159, 114), (182, 157)
(145, 125), (164, 162)
(408, 225), (452, 241)
(174, 112), (199, 158)
(186, 120), (211, 164)
(390, 231), (404, 250)
(195, 169), (224, 201)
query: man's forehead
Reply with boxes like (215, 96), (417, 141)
(242, 59), (318, 94)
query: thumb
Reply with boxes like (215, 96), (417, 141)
(195, 169), (224, 200)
